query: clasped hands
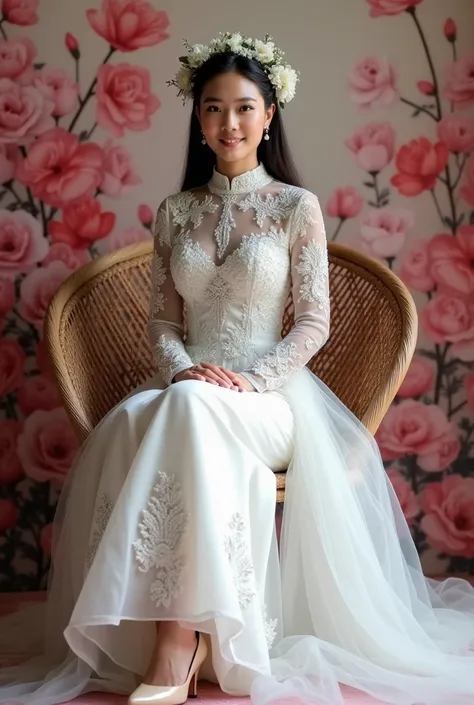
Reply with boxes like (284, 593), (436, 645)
(173, 362), (255, 392)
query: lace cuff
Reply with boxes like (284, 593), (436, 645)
(154, 335), (193, 385)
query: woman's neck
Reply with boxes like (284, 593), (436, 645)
(215, 156), (259, 181)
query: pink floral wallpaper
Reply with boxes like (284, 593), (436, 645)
(323, 1), (474, 574)
(0, 0), (473, 591)
(0, 0), (168, 590)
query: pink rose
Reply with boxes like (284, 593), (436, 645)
(17, 374), (61, 415)
(65, 33), (79, 56)
(417, 427), (460, 473)
(436, 114), (474, 154)
(18, 407), (78, 485)
(444, 18), (457, 41)
(0, 338), (26, 396)
(376, 399), (459, 471)
(326, 187), (364, 219)
(366, 0), (423, 17)
(0, 78), (54, 144)
(345, 122), (395, 172)
(460, 156), (474, 206)
(360, 206), (413, 259)
(417, 80), (435, 96)
(0, 144), (20, 184)
(0, 36), (36, 83)
(421, 477), (474, 557)
(16, 128), (105, 208)
(40, 522), (54, 557)
(1, 0), (39, 25)
(466, 373), (474, 411)
(421, 294), (474, 360)
(397, 355), (435, 398)
(428, 227), (474, 299)
(443, 52), (474, 109)
(391, 138), (449, 196)
(0, 209), (48, 277)
(33, 67), (78, 117)
(42, 242), (90, 269)
(138, 203), (153, 226)
(387, 470), (419, 525)
(0, 276), (15, 318)
(49, 199), (116, 249)
(18, 260), (71, 328)
(87, 0), (169, 52)
(100, 140), (142, 197)
(398, 240), (435, 293)
(103, 225), (151, 253)
(0, 420), (23, 484)
(348, 57), (398, 109)
(96, 63), (160, 138)
(0, 499), (18, 533)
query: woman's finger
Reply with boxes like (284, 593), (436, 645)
(199, 362), (234, 386)
(197, 365), (233, 387)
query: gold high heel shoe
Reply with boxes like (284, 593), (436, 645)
(128, 632), (208, 705)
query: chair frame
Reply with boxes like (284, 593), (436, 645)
(45, 240), (418, 464)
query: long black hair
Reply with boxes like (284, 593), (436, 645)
(180, 51), (303, 191)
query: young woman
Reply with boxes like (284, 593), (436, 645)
(1, 31), (474, 705)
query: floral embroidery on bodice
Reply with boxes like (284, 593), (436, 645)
(148, 164), (330, 392)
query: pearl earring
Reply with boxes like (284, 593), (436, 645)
(264, 126), (270, 141)
(201, 132), (207, 145)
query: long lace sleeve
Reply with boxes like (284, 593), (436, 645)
(147, 198), (193, 385)
(241, 192), (330, 393)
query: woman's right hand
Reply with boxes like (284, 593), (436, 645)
(173, 363), (244, 391)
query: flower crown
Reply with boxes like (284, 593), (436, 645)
(167, 32), (299, 108)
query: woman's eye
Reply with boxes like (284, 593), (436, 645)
(206, 106), (220, 112)
(240, 105), (253, 111)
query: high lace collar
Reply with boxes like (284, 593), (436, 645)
(208, 163), (273, 195)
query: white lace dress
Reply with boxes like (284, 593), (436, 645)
(2, 165), (474, 705)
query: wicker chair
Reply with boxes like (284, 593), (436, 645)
(44, 240), (418, 503)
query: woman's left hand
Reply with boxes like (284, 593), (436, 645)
(232, 373), (256, 392)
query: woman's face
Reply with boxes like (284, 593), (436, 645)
(196, 71), (274, 173)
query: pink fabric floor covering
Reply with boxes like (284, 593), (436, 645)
(4, 588), (470, 705)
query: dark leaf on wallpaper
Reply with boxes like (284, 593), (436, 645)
(380, 198), (390, 207)
(418, 349), (438, 360)
(363, 181), (375, 189)
(448, 376), (463, 395)
(470, 211), (474, 225)
(34, 62), (45, 69)
(21, 201), (38, 216)
(380, 188), (390, 199)
(456, 212), (465, 227)
(443, 216), (455, 230)
(367, 200), (378, 208)
(444, 358), (462, 372)
(458, 418), (472, 433)
(79, 130), (89, 142)
(18, 543), (40, 563)
(6, 202), (21, 212)
(0, 189), (7, 202)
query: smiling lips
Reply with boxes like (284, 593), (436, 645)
(219, 138), (244, 148)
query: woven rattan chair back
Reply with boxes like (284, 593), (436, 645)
(45, 240), (417, 502)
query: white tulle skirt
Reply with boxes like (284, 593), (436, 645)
(1, 367), (474, 705)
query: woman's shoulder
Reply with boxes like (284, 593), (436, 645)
(158, 186), (209, 211)
(271, 182), (321, 210)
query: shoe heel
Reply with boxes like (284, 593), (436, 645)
(188, 669), (199, 699)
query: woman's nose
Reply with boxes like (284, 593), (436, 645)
(221, 111), (239, 131)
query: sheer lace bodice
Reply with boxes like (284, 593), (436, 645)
(148, 164), (330, 392)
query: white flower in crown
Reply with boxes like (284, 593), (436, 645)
(254, 39), (275, 64)
(187, 43), (211, 69)
(167, 32), (299, 107)
(227, 32), (243, 52)
(269, 65), (298, 104)
(176, 65), (193, 92)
